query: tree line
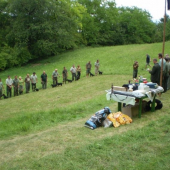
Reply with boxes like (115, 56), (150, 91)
(0, 0), (170, 70)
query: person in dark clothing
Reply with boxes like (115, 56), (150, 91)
(145, 54), (151, 68)
(62, 67), (68, 84)
(41, 71), (47, 89)
(148, 59), (160, 85)
(133, 61), (139, 79)
(13, 75), (19, 96)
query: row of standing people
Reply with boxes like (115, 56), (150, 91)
(52, 60), (100, 85)
(0, 73), (38, 99)
(0, 60), (100, 98)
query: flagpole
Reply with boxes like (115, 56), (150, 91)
(160, 0), (166, 86)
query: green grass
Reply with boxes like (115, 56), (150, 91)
(0, 42), (170, 170)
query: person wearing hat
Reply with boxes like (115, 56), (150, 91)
(13, 75), (19, 96)
(30, 72), (37, 91)
(52, 69), (59, 85)
(19, 76), (24, 94)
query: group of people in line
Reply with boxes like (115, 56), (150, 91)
(0, 60), (100, 99)
(133, 53), (170, 93)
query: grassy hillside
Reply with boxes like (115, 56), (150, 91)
(0, 42), (170, 170)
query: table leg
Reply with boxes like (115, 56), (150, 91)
(118, 102), (122, 112)
(151, 97), (156, 112)
(138, 98), (142, 118)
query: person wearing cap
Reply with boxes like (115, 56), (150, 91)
(19, 76), (24, 94)
(41, 71), (47, 89)
(6, 75), (13, 97)
(62, 67), (68, 84)
(13, 75), (19, 96)
(30, 72), (38, 91)
(70, 65), (77, 81)
(52, 69), (59, 85)
(25, 74), (31, 93)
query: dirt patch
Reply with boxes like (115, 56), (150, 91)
(32, 63), (41, 67)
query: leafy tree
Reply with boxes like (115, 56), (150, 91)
(117, 7), (156, 44)
(7, 0), (85, 59)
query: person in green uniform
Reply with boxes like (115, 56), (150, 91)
(19, 76), (24, 94)
(13, 75), (19, 96)
(148, 59), (161, 85)
(86, 61), (92, 77)
(25, 74), (31, 93)
(41, 71), (47, 89)
(52, 69), (59, 85)
(133, 61), (139, 79)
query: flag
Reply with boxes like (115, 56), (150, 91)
(168, 0), (170, 10)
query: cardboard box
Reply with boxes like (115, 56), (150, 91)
(122, 103), (139, 118)
(122, 101), (147, 118)
(114, 86), (126, 92)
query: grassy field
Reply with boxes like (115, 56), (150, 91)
(0, 42), (170, 170)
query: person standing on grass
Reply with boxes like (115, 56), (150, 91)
(13, 75), (19, 96)
(163, 57), (169, 92)
(76, 65), (81, 79)
(167, 56), (170, 90)
(30, 72), (37, 91)
(41, 71), (47, 89)
(158, 53), (166, 89)
(25, 74), (31, 93)
(86, 61), (92, 77)
(62, 67), (68, 84)
(52, 69), (59, 85)
(95, 59), (100, 76)
(70, 65), (77, 81)
(133, 61), (139, 79)
(145, 54), (151, 69)
(18, 76), (24, 94)
(6, 75), (13, 97)
(0, 78), (4, 99)
(148, 59), (160, 85)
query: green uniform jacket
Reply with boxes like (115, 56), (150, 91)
(149, 63), (161, 84)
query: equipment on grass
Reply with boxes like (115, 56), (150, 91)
(84, 107), (111, 130)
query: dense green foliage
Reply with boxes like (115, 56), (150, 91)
(0, 0), (170, 70)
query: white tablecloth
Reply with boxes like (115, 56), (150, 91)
(106, 86), (164, 105)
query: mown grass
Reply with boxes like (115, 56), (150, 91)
(0, 42), (170, 170)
